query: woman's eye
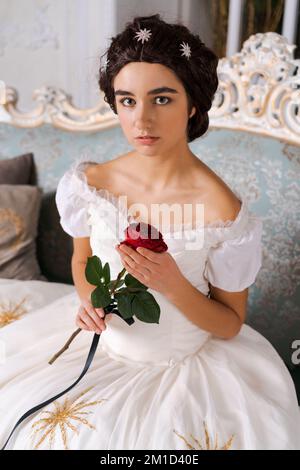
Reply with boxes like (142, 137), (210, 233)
(119, 96), (171, 107)
(155, 96), (170, 105)
(120, 97), (134, 106)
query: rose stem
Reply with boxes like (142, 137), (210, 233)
(48, 267), (127, 365)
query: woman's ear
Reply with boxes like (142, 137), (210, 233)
(189, 106), (196, 119)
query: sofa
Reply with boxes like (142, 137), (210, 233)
(0, 32), (299, 401)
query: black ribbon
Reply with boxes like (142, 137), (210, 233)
(1, 332), (100, 450)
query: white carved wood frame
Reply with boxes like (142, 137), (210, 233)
(0, 32), (299, 145)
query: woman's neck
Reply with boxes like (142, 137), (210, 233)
(127, 148), (199, 192)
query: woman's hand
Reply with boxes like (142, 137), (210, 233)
(76, 298), (112, 334)
(115, 244), (185, 297)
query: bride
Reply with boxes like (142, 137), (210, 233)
(1, 13), (299, 450)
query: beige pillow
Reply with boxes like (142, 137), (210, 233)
(0, 185), (45, 280)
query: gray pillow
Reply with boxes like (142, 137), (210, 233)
(0, 153), (34, 184)
(0, 184), (46, 280)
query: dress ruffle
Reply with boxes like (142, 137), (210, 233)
(58, 156), (257, 243)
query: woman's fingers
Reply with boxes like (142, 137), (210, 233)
(88, 309), (107, 331)
(76, 316), (91, 331)
(78, 306), (101, 333)
(76, 312), (92, 331)
(81, 312), (100, 333)
(95, 307), (105, 318)
(76, 302), (113, 334)
(105, 313), (113, 322)
(77, 305), (109, 333)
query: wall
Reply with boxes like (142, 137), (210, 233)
(0, 0), (212, 111)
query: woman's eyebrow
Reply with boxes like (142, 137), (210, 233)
(114, 87), (179, 96)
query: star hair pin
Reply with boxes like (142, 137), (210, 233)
(179, 41), (192, 59)
(134, 28), (152, 44)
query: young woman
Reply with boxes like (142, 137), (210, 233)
(1, 14), (299, 450)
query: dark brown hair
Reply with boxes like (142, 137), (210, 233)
(98, 14), (219, 143)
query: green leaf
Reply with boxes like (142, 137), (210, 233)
(114, 286), (144, 297)
(132, 291), (160, 324)
(85, 256), (103, 285)
(102, 262), (111, 284)
(116, 293), (135, 319)
(91, 285), (112, 308)
(126, 287), (147, 293)
(125, 273), (147, 289)
(108, 278), (125, 292)
(114, 289), (127, 297)
(113, 310), (135, 326)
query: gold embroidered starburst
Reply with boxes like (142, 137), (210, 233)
(30, 386), (108, 450)
(179, 41), (192, 59)
(173, 421), (235, 450)
(0, 208), (24, 250)
(134, 28), (152, 44)
(0, 296), (28, 327)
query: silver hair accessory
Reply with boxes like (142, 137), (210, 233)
(179, 41), (192, 59)
(133, 27), (192, 59)
(134, 28), (152, 44)
(101, 57), (110, 72)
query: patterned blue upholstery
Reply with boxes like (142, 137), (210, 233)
(0, 122), (299, 378)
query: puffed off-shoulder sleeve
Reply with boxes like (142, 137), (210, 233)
(55, 169), (91, 238)
(203, 214), (263, 292)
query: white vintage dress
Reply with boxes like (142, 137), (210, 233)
(0, 159), (299, 450)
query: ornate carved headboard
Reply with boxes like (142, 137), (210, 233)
(0, 33), (299, 378)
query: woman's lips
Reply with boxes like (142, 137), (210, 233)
(136, 137), (160, 145)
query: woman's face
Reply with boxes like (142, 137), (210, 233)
(112, 62), (196, 153)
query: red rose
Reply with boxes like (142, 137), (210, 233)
(119, 222), (168, 253)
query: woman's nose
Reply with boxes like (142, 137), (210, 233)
(134, 104), (154, 124)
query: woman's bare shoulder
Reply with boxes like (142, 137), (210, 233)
(83, 153), (130, 189)
(210, 181), (242, 223)
(83, 161), (109, 189)
(196, 162), (242, 224)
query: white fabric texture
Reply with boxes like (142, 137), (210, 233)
(203, 216), (263, 292)
(55, 162), (93, 238)
(0, 159), (299, 450)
